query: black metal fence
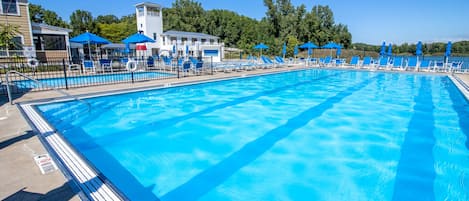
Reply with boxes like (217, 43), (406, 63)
(0, 56), (215, 95)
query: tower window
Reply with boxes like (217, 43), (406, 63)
(137, 6), (144, 16)
(147, 7), (160, 16)
(153, 33), (157, 40)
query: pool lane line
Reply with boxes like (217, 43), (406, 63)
(392, 77), (436, 201)
(161, 74), (382, 201)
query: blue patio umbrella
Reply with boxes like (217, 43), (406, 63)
(172, 45), (176, 56)
(185, 45), (189, 57)
(300, 41), (318, 49)
(379, 41), (386, 56)
(282, 42), (287, 58)
(445, 41), (452, 57)
(70, 31), (110, 44)
(293, 45), (299, 56)
(445, 41), (452, 63)
(254, 43), (269, 56)
(70, 31), (110, 59)
(122, 32), (156, 44)
(122, 32), (155, 58)
(416, 41), (423, 56)
(322, 42), (341, 49)
(322, 42), (342, 56)
(387, 43), (392, 57)
(300, 41), (318, 57)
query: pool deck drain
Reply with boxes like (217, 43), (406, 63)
(1, 65), (469, 200)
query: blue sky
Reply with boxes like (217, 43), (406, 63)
(29, 0), (469, 45)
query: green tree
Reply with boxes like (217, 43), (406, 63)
(96, 15), (119, 24)
(286, 35), (299, 57)
(70, 10), (98, 36)
(29, 4), (43, 23)
(29, 3), (68, 28)
(43, 10), (69, 28)
(97, 14), (136, 43)
(163, 0), (205, 32)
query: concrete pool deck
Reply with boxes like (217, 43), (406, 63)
(1, 65), (468, 201)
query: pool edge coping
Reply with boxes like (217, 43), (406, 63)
(17, 103), (128, 201)
(449, 75), (469, 101)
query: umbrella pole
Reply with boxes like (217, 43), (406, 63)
(88, 41), (92, 60)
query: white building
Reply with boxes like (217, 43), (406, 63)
(135, 2), (224, 62)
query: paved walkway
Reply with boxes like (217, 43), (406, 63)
(1, 66), (468, 201)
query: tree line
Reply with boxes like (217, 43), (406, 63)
(24, 0), (469, 57)
(354, 41), (469, 57)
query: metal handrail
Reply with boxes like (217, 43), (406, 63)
(5, 70), (91, 111)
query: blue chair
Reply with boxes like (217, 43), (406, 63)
(275, 56), (285, 64)
(147, 57), (154, 68)
(99, 59), (112, 72)
(181, 61), (192, 76)
(377, 57), (389, 69)
(261, 56), (274, 68)
(406, 57), (418, 71)
(448, 61), (463, 72)
(349, 56), (359, 67)
(392, 57), (404, 70)
(321, 56), (332, 67)
(83, 60), (95, 73)
(361, 56), (372, 68)
(433, 61), (445, 72)
(418, 60), (431, 72)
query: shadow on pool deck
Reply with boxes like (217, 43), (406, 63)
(3, 182), (77, 201)
(0, 130), (35, 150)
(161, 74), (381, 201)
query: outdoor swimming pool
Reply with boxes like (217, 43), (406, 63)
(14, 71), (175, 89)
(33, 69), (468, 200)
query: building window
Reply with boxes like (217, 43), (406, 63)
(11, 36), (22, 50)
(0, 35), (23, 57)
(0, 36), (22, 50)
(34, 35), (66, 51)
(147, 7), (160, 16)
(137, 6), (144, 17)
(1, 0), (18, 15)
(153, 33), (156, 40)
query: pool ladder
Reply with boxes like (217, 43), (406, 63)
(5, 70), (91, 111)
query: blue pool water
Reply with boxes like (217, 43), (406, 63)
(36, 69), (469, 201)
(15, 71), (175, 89)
